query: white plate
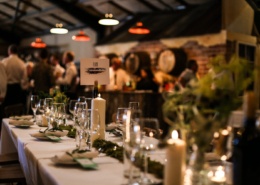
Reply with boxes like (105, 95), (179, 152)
(10, 115), (33, 120)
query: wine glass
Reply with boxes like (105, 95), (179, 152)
(139, 118), (160, 185)
(74, 102), (87, 148)
(129, 102), (139, 110)
(44, 98), (53, 127)
(124, 108), (143, 184)
(85, 98), (92, 109)
(51, 103), (66, 128)
(116, 107), (129, 128)
(31, 95), (39, 122)
(44, 98), (53, 113)
(69, 100), (77, 119)
(78, 96), (86, 103)
(36, 99), (45, 126)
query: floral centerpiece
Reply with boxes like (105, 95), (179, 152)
(163, 55), (255, 170)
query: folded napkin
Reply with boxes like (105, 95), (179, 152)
(45, 130), (69, 137)
(9, 120), (34, 126)
(30, 130), (69, 138)
(52, 149), (99, 165)
(67, 149), (99, 159)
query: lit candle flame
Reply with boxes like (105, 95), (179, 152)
(98, 93), (101, 98)
(171, 130), (178, 139)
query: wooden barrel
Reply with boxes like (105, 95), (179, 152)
(157, 48), (187, 76)
(124, 51), (151, 75)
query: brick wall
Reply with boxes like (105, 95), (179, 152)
(128, 40), (226, 78)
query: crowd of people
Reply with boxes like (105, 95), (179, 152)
(0, 44), (199, 124)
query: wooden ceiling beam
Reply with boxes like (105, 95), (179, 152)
(49, 13), (75, 26)
(34, 17), (54, 27)
(20, 0), (42, 11)
(45, 0), (104, 38)
(136, 0), (161, 11)
(108, 1), (134, 15)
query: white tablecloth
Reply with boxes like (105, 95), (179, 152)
(0, 119), (164, 185)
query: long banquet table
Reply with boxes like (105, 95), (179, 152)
(0, 118), (164, 185)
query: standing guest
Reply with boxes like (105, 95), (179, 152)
(50, 53), (65, 80)
(56, 51), (78, 98)
(31, 49), (55, 94)
(136, 67), (159, 93)
(0, 62), (7, 103)
(0, 63), (7, 129)
(1, 44), (26, 106)
(106, 56), (130, 91)
(178, 59), (198, 88)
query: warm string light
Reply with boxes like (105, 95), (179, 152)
(31, 38), (46, 48)
(128, 22), (150, 34)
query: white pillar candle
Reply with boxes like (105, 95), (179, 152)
(164, 130), (186, 185)
(91, 93), (106, 139)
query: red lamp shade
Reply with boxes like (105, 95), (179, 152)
(31, 38), (46, 48)
(72, 30), (90, 41)
(128, 22), (150, 34)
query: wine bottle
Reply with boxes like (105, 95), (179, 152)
(232, 91), (260, 185)
(92, 80), (98, 98)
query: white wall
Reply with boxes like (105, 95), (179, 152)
(20, 28), (97, 61)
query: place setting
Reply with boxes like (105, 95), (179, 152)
(50, 104), (102, 169)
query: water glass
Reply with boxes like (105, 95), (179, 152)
(123, 109), (142, 184)
(31, 95), (39, 122)
(116, 107), (129, 128)
(50, 103), (66, 128)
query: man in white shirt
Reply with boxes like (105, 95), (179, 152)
(50, 53), (65, 80)
(0, 62), (7, 103)
(56, 51), (78, 98)
(2, 45), (26, 106)
(106, 57), (130, 91)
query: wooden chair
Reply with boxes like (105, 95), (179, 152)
(0, 164), (27, 184)
(3, 103), (25, 118)
(0, 153), (19, 165)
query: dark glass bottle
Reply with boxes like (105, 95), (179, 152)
(233, 91), (260, 185)
(92, 80), (98, 98)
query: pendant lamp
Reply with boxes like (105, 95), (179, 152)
(72, 30), (90, 41)
(50, 23), (68, 34)
(128, 22), (150, 34)
(31, 38), (46, 48)
(98, 13), (119, 26)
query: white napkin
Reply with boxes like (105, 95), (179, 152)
(9, 120), (34, 126)
(45, 130), (69, 137)
(30, 130), (69, 138)
(52, 149), (99, 165)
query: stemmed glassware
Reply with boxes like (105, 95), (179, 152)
(129, 102), (139, 110)
(85, 109), (100, 150)
(51, 103), (66, 128)
(69, 100), (78, 120)
(74, 102), (87, 148)
(44, 98), (53, 128)
(78, 96), (86, 103)
(31, 95), (39, 123)
(139, 118), (160, 185)
(116, 107), (129, 128)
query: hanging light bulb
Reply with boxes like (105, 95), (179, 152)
(72, 30), (90, 41)
(31, 38), (46, 48)
(50, 23), (68, 34)
(128, 22), (150, 34)
(98, 13), (119, 26)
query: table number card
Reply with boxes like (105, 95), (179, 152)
(80, 58), (110, 85)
